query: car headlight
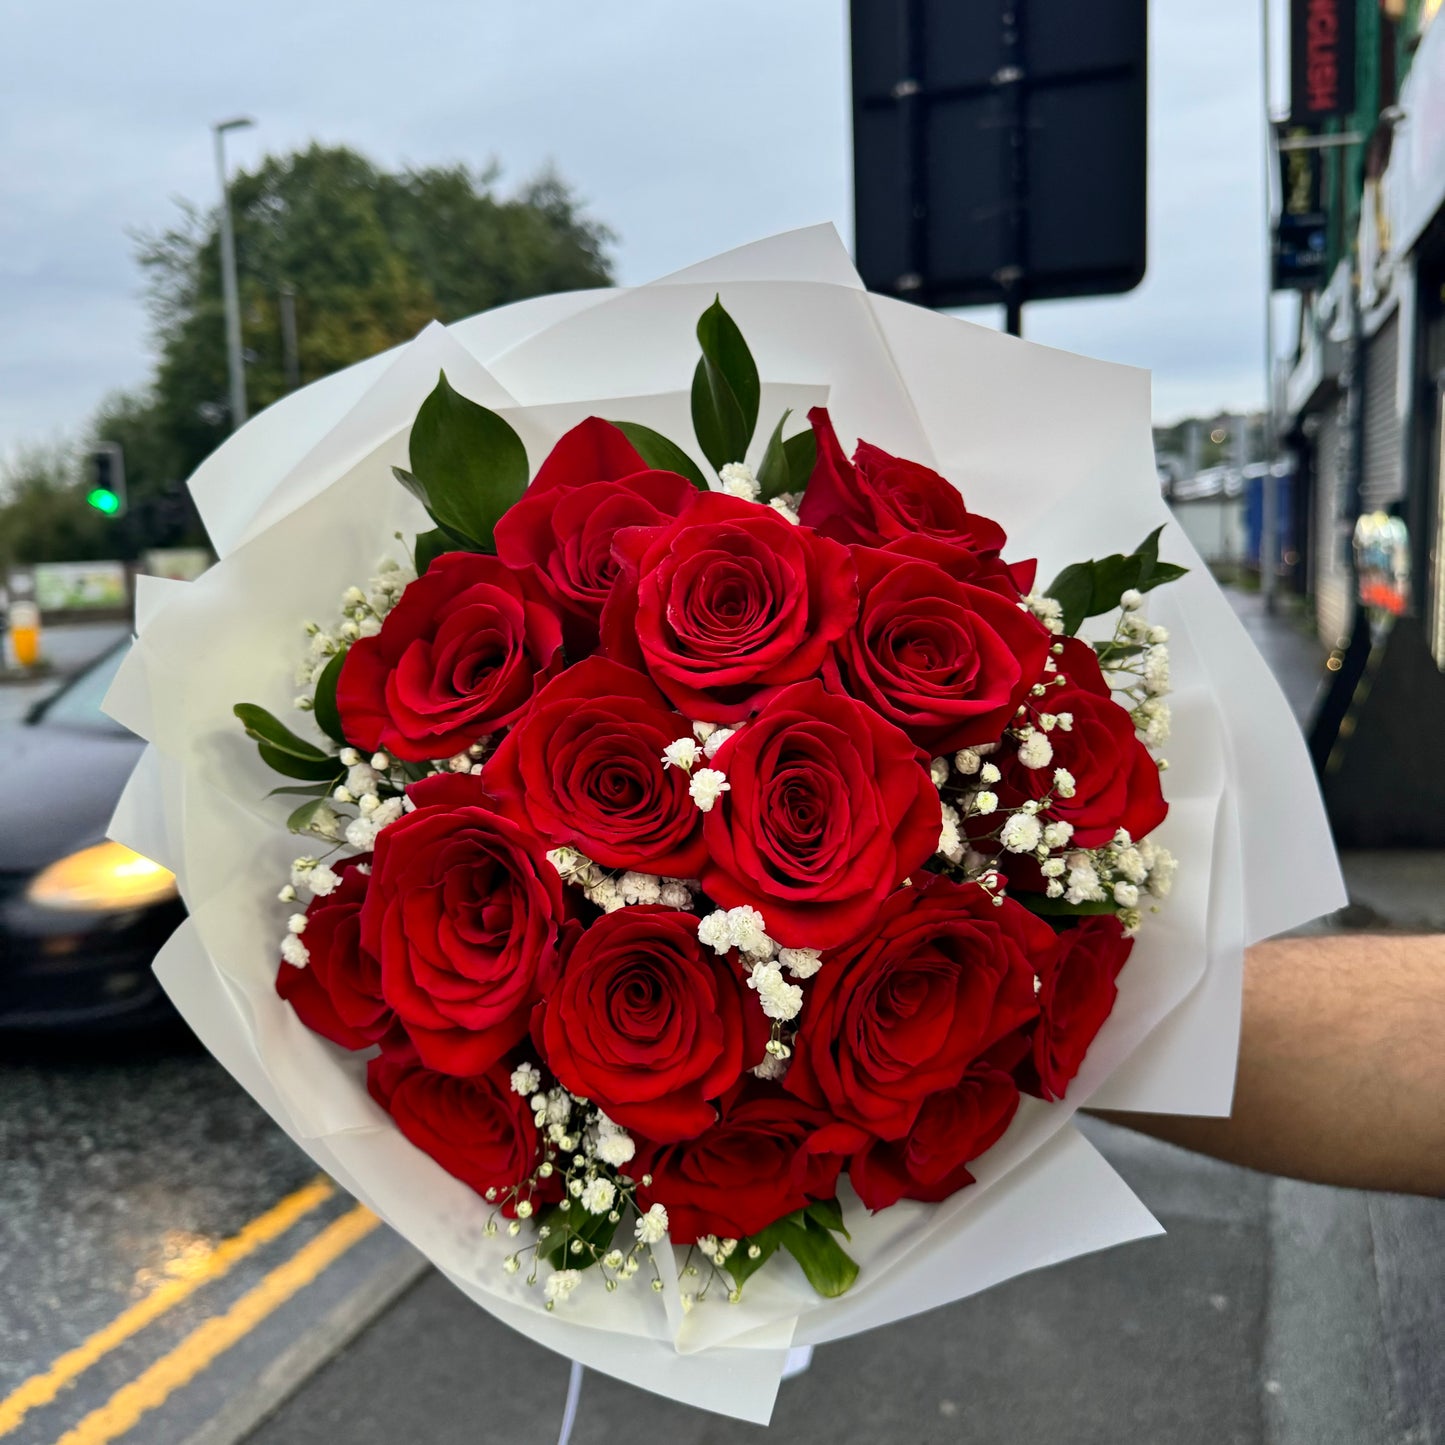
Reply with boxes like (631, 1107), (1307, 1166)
(26, 842), (178, 912)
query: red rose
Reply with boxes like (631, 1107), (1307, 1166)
(785, 876), (1044, 1138)
(494, 420), (695, 655)
(337, 552), (563, 762)
(879, 534), (1037, 604)
(1027, 916), (1133, 1102)
(798, 408), (1008, 557)
(825, 541), (1052, 754)
(701, 678), (939, 948)
(362, 774), (566, 1076)
(601, 491), (857, 722)
(483, 657), (706, 877)
(275, 855), (393, 1050)
(533, 907), (767, 1141)
(367, 1043), (548, 1211)
(633, 1087), (858, 1243)
(998, 673), (1167, 849)
(849, 1065), (1020, 1211)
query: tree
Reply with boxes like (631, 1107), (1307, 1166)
(0, 443), (114, 565)
(136, 144), (615, 486)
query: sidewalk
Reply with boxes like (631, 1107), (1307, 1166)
(1222, 584), (1327, 727)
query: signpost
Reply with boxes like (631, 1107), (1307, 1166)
(850, 0), (1147, 334)
(1289, 0), (1356, 122)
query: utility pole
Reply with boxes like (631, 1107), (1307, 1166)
(212, 115), (255, 431)
(280, 286), (300, 392)
(1260, 0), (1279, 614)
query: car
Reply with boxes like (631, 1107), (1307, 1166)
(0, 642), (183, 1029)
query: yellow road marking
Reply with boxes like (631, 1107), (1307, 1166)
(50, 1204), (379, 1445)
(0, 1177), (333, 1438)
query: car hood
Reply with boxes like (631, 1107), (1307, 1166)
(0, 724), (145, 873)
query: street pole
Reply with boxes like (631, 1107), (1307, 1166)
(280, 286), (300, 392)
(212, 116), (255, 432)
(1260, 0), (1279, 614)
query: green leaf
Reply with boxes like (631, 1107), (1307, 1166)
(1018, 893), (1118, 918)
(404, 371), (530, 550)
(726, 1220), (789, 1291)
(691, 296), (760, 473)
(608, 421), (709, 491)
(539, 1205), (621, 1273)
(412, 526), (456, 576)
(266, 783), (335, 799)
(778, 1216), (859, 1298)
(286, 797), (336, 835)
(234, 703), (330, 762)
(755, 411), (793, 502)
(1045, 527), (1190, 635)
(256, 744), (343, 782)
(803, 1197), (850, 1241)
(311, 650), (348, 746)
(782, 427), (817, 491)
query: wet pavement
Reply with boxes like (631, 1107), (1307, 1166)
(0, 623), (130, 727)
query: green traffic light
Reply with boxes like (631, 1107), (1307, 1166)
(87, 488), (121, 515)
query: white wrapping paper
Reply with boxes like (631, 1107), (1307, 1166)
(105, 226), (1344, 1422)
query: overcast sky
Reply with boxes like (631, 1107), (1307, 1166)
(0, 1), (1283, 464)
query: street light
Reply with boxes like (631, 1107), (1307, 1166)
(212, 115), (255, 432)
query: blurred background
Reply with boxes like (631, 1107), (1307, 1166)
(1, 3), (1441, 1443)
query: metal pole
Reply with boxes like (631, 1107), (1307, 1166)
(998, 0), (1028, 337)
(1260, 0), (1279, 613)
(280, 286), (300, 392)
(213, 117), (254, 431)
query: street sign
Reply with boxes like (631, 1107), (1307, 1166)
(1272, 122), (1328, 291)
(850, 0), (1147, 329)
(1289, 0), (1356, 122)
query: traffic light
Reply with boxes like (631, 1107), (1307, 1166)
(87, 444), (127, 517)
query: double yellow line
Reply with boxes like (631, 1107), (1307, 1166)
(0, 1177), (378, 1445)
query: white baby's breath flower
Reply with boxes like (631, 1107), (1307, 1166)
(979, 761), (1002, 785)
(635, 1203), (669, 1245)
(1016, 730), (1053, 769)
(1120, 588), (1143, 610)
(287, 912), (308, 935)
(973, 790), (999, 816)
(544, 1269), (582, 1304)
(954, 748), (982, 776)
(580, 1178), (617, 1215)
(1055, 712), (1074, 732)
(751, 1050), (790, 1081)
(658, 882), (693, 909)
(769, 496), (802, 525)
(1052, 768), (1077, 799)
(747, 962), (804, 1021)
(719, 462), (760, 500)
(280, 933), (309, 967)
(618, 871), (662, 905)
(937, 803), (965, 864)
(510, 1062), (542, 1097)
(726, 906), (773, 958)
(689, 768), (731, 812)
(662, 737), (701, 772)
(1040, 857), (1066, 878)
(1113, 881), (1140, 907)
(999, 812), (1043, 854)
(697, 910), (733, 954)
(929, 757), (950, 788)
(1115, 846), (1148, 885)
(691, 720), (718, 742)
(1148, 625), (1170, 644)
(596, 1130), (636, 1167)
(1042, 820), (1074, 850)
(1146, 846), (1177, 897)
(778, 947), (823, 979)
(702, 728), (735, 760)
(307, 862), (341, 897)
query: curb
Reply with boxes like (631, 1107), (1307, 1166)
(177, 1246), (431, 1445)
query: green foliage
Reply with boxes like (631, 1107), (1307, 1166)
(1046, 526), (1189, 636)
(0, 443), (114, 565)
(729, 1201), (858, 1299)
(690, 296), (760, 473)
(607, 421), (708, 491)
(234, 702), (339, 781)
(755, 409), (818, 503)
(310, 650), (348, 746)
(399, 371), (529, 550)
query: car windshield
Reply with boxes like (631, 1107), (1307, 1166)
(33, 645), (131, 732)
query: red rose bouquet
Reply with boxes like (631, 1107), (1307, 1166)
(107, 229), (1343, 1422)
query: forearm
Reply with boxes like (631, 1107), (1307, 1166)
(1094, 933), (1445, 1196)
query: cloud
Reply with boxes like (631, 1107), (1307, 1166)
(0, 0), (1266, 454)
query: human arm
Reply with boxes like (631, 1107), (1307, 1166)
(1092, 932), (1445, 1197)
